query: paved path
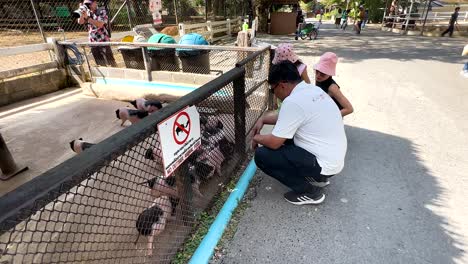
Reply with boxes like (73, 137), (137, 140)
(219, 23), (468, 264)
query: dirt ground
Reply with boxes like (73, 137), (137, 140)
(0, 88), (128, 196)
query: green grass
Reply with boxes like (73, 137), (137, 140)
(171, 176), (238, 264)
(172, 157), (261, 264)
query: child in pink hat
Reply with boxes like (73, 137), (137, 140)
(314, 52), (354, 117)
(272, 43), (311, 83)
(272, 43), (310, 109)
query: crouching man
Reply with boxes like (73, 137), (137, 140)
(251, 61), (347, 205)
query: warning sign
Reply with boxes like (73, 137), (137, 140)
(158, 106), (201, 177)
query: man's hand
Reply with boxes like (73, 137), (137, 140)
(251, 118), (264, 137)
(251, 138), (258, 151)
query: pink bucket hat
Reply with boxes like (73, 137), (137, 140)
(272, 43), (300, 65)
(314, 52), (338, 76)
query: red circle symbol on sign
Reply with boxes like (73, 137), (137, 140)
(173, 111), (191, 145)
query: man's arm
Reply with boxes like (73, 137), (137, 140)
(253, 133), (287, 150)
(252, 101), (304, 150)
(251, 111), (279, 136)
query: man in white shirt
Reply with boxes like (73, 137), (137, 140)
(252, 61), (347, 205)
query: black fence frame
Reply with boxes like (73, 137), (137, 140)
(0, 47), (271, 262)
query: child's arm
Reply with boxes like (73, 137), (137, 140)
(301, 69), (311, 84)
(328, 84), (354, 117)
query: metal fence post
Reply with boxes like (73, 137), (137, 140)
(125, 0), (134, 30)
(30, 0), (54, 61)
(175, 162), (193, 226)
(0, 133), (28, 181)
(30, 0), (47, 43)
(233, 70), (246, 157)
(420, 0), (432, 36)
(142, 47), (152, 81)
(404, 0), (414, 33)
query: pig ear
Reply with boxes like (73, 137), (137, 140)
(79, 138), (83, 140)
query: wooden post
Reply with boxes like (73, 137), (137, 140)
(0, 133), (28, 181)
(178, 23), (185, 37)
(207, 21), (213, 43)
(227, 18), (231, 36)
(236, 31), (253, 78)
(233, 72), (246, 157)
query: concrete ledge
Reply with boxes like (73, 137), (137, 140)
(82, 82), (191, 102)
(0, 69), (69, 107)
(91, 66), (219, 85)
(81, 79), (236, 113)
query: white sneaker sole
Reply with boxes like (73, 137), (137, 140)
(285, 194), (326, 205)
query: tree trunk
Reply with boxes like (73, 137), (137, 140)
(256, 6), (268, 32)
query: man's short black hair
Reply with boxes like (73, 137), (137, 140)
(268, 60), (302, 85)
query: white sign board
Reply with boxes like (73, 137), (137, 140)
(149, 0), (163, 25)
(157, 106), (201, 177)
(149, 0), (162, 12)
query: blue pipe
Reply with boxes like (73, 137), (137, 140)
(188, 159), (257, 264)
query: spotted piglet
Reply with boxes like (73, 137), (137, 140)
(115, 107), (149, 126)
(69, 138), (95, 154)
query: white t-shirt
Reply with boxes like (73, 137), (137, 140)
(272, 82), (347, 175)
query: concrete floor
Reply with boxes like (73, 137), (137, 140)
(0, 88), (127, 196)
(218, 23), (468, 263)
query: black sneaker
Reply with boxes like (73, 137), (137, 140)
(305, 176), (330, 187)
(283, 191), (325, 205)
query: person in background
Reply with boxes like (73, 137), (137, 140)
(355, 6), (365, 34)
(295, 9), (305, 40)
(361, 10), (369, 29)
(251, 61), (348, 205)
(314, 52), (354, 117)
(341, 9), (350, 30)
(335, 8), (342, 29)
(77, 0), (117, 67)
(441, 7), (460, 37)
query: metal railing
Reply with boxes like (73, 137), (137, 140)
(0, 46), (270, 263)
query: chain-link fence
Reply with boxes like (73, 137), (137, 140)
(0, 0), (247, 47)
(0, 46), (270, 263)
(70, 42), (268, 84)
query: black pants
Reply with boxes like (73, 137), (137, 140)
(91, 46), (117, 67)
(254, 142), (328, 195)
(356, 21), (363, 34)
(441, 24), (455, 37)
